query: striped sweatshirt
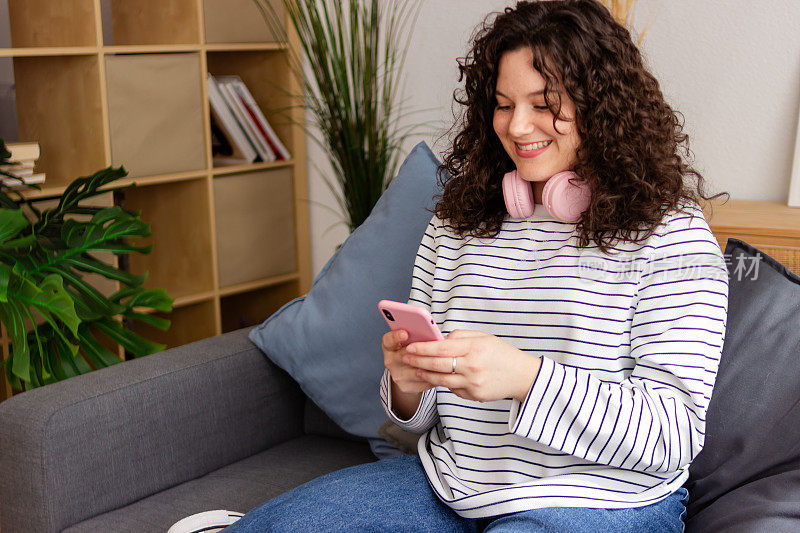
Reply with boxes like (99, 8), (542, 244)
(379, 201), (728, 518)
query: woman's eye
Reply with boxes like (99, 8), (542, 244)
(495, 104), (549, 112)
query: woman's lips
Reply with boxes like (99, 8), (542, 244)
(515, 140), (552, 158)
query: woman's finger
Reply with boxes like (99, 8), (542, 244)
(415, 368), (468, 389)
(382, 329), (408, 350)
(391, 365), (434, 388)
(404, 353), (462, 374)
(406, 337), (472, 357)
(449, 388), (477, 401)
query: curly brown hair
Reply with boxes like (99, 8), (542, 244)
(436, 0), (727, 253)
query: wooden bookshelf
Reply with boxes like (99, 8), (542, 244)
(0, 0), (310, 400)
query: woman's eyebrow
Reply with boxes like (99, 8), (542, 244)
(495, 89), (553, 98)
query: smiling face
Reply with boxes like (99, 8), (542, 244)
(493, 47), (581, 195)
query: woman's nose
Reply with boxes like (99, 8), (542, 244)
(508, 108), (535, 138)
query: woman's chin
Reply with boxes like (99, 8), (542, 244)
(516, 168), (553, 182)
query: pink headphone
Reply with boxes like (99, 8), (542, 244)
(502, 170), (591, 222)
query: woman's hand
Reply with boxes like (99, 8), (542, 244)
(382, 330), (435, 394)
(404, 330), (541, 403)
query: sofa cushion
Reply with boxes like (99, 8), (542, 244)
(684, 239), (800, 530)
(249, 142), (441, 458)
(64, 435), (375, 532)
(686, 467), (800, 532)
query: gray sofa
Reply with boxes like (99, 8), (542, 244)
(2, 238), (800, 532)
(0, 328), (375, 532)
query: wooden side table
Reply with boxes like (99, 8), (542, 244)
(703, 199), (800, 275)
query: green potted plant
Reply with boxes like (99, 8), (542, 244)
(254, 0), (425, 232)
(0, 139), (173, 393)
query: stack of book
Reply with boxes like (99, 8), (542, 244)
(207, 74), (292, 166)
(1, 142), (45, 187)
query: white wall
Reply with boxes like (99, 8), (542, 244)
(306, 0), (800, 277)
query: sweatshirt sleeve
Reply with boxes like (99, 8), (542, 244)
(379, 217), (441, 434)
(508, 206), (729, 474)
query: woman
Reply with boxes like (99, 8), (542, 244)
(227, 1), (728, 530)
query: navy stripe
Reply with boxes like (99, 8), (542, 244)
(413, 262), (435, 278)
(634, 325), (724, 339)
(570, 384), (602, 456)
(557, 376), (590, 450)
(628, 399), (655, 472)
(434, 271), (640, 287)
(410, 274), (433, 289)
(634, 300), (728, 315)
(439, 318), (628, 338)
(592, 387), (626, 464)
(432, 283), (637, 299)
(437, 400), (509, 413)
(535, 368), (567, 442)
(430, 294), (631, 311)
(448, 449), (609, 474)
(637, 287), (726, 303)
(632, 314), (726, 329)
(435, 258), (646, 277)
(440, 414), (508, 426)
(446, 436), (572, 457)
(525, 364), (555, 439)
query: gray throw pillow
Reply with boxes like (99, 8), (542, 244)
(684, 239), (800, 532)
(249, 142), (441, 459)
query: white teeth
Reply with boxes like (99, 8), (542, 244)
(518, 140), (552, 151)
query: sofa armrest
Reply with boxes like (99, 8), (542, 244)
(0, 328), (305, 533)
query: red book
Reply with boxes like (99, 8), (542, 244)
(238, 96), (283, 161)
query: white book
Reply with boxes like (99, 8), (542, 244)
(212, 155), (253, 166)
(0, 161), (35, 170)
(216, 77), (275, 162)
(224, 76), (291, 161)
(207, 74), (257, 164)
(2, 166), (35, 177)
(1, 172), (45, 187)
(0, 159), (36, 174)
(5, 142), (40, 162)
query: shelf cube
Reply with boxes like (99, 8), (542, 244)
(105, 53), (206, 178)
(214, 168), (297, 287)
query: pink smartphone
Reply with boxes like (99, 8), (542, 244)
(378, 300), (444, 345)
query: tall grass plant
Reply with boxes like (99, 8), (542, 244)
(255, 0), (424, 232)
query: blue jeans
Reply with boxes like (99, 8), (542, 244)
(224, 454), (689, 532)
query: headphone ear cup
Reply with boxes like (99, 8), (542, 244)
(541, 171), (591, 222)
(502, 170), (535, 219)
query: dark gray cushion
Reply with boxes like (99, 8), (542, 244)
(685, 239), (800, 531)
(63, 435), (375, 532)
(687, 465), (800, 532)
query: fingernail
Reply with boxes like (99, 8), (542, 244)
(406, 345), (416, 354)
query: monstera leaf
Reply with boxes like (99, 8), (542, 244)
(0, 139), (173, 392)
